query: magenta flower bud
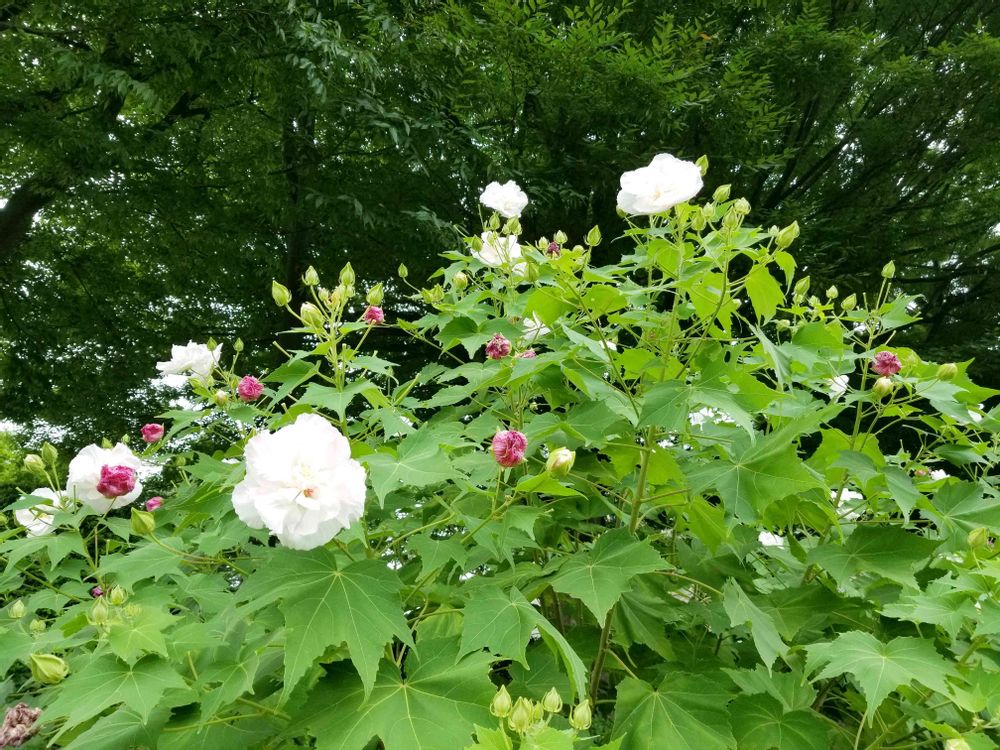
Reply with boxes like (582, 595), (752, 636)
(237, 375), (264, 402)
(547, 241), (561, 256)
(492, 430), (527, 468)
(485, 333), (512, 360)
(914, 469), (928, 477)
(517, 349), (537, 359)
(363, 305), (385, 325)
(140, 423), (164, 443)
(872, 350), (902, 376)
(90, 585), (104, 598)
(96, 464), (137, 499)
(145, 496), (163, 512)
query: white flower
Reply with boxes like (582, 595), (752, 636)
(156, 341), (222, 383)
(67, 443), (144, 512)
(930, 469), (949, 481)
(480, 180), (529, 218)
(616, 153), (703, 216)
(522, 313), (550, 343)
(827, 375), (850, 398)
(473, 232), (522, 268)
(758, 531), (786, 548)
(232, 413), (367, 550)
(15, 488), (66, 536)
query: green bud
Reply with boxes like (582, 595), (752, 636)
(541, 687), (563, 714)
(937, 362), (958, 381)
(29, 618), (46, 635)
(366, 283), (384, 307)
(508, 696), (532, 734)
(300, 302), (325, 329)
(872, 376), (895, 399)
(490, 685), (513, 718)
(504, 217), (522, 236)
(712, 184), (731, 202)
(101, 438), (113, 449)
(9, 599), (26, 619)
(722, 207), (742, 230)
(23, 454), (46, 476)
(271, 280), (292, 307)
(808, 295), (821, 308)
(732, 197), (751, 216)
(793, 276), (811, 299)
(486, 212), (501, 231)
(968, 527), (990, 550)
(881, 260), (895, 279)
(329, 286), (346, 310)
(108, 586), (127, 606)
(776, 319), (792, 330)
(553, 230), (568, 245)
(530, 700), (544, 724)
(30, 653), (69, 684)
(701, 203), (716, 222)
(213, 390), (229, 407)
(124, 603), (143, 619)
(690, 210), (707, 231)
(695, 154), (709, 175)
(303, 266), (320, 286)
(546, 448), (575, 478)
(585, 225), (602, 247)
(233, 338), (244, 353)
(452, 271), (469, 290)
(420, 285), (444, 305)
(841, 294), (857, 312)
(569, 699), (592, 731)
(130, 508), (156, 536)
(90, 596), (111, 626)
(945, 739), (972, 750)
(397, 263), (408, 279)
(41, 442), (58, 466)
(825, 285), (838, 300)
(339, 262), (355, 286)
(206, 337), (218, 352)
(775, 221), (799, 249)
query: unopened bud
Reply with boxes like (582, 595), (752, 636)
(124, 603), (143, 619)
(108, 586), (127, 606)
(968, 527), (990, 550)
(339, 262), (355, 286)
(303, 266), (320, 286)
(530, 700), (544, 724)
(775, 221), (799, 249)
(826, 286), (838, 300)
(872, 377), (895, 399)
(90, 596), (111, 626)
(486, 212), (501, 231)
(490, 685), (513, 718)
(397, 263), (408, 279)
(881, 260), (896, 279)
(690, 210), (707, 231)
(366, 283), (384, 307)
(695, 154), (709, 176)
(130, 508), (156, 536)
(30, 618), (45, 634)
(542, 687), (563, 714)
(329, 286), (346, 310)
(23, 454), (45, 476)
(732, 198), (751, 216)
(546, 448), (575, 478)
(712, 184), (731, 202)
(841, 294), (857, 312)
(508, 697), (532, 734)
(554, 230), (568, 245)
(808, 295), (821, 308)
(570, 699), (592, 731)
(505, 218), (522, 236)
(41, 442), (58, 466)
(233, 338), (244, 353)
(793, 276), (811, 299)
(300, 302), (325, 329)
(30, 653), (68, 684)
(585, 225), (602, 247)
(9, 599), (26, 619)
(776, 319), (792, 330)
(213, 390), (229, 407)
(937, 363), (958, 381)
(271, 281), (292, 307)
(452, 271), (469, 290)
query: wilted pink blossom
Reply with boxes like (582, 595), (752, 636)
(96, 465), (137, 499)
(492, 430), (527, 468)
(145, 497), (163, 512)
(546, 242), (561, 257)
(485, 333), (512, 360)
(363, 306), (385, 325)
(90, 586), (103, 598)
(517, 349), (537, 359)
(872, 351), (902, 376)
(237, 376), (264, 402)
(140, 423), (164, 443)
(0, 703), (42, 747)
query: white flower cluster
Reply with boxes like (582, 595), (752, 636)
(232, 413), (367, 550)
(156, 341), (222, 385)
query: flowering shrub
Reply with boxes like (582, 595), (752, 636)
(2, 156), (999, 750)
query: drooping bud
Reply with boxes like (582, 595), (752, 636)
(542, 687), (563, 714)
(8, 599), (25, 619)
(569, 699), (592, 731)
(490, 685), (513, 718)
(452, 271), (469, 290)
(300, 302), (325, 329)
(585, 225), (602, 247)
(775, 221), (799, 249)
(130, 508), (156, 536)
(508, 697), (532, 734)
(145, 496), (163, 512)
(937, 363), (958, 381)
(546, 447), (575, 478)
(968, 527), (990, 550)
(841, 294), (857, 312)
(40, 442), (58, 466)
(485, 333), (512, 360)
(23, 454), (45, 476)
(30, 653), (69, 684)
(492, 430), (528, 468)
(872, 377), (895, 399)
(303, 266), (320, 286)
(237, 375), (264, 402)
(108, 586), (127, 606)
(141, 423), (165, 443)
(271, 281), (292, 307)
(712, 184), (731, 202)
(339, 262), (356, 287)
(881, 260), (896, 279)
(871, 351), (902, 376)
(826, 285), (838, 300)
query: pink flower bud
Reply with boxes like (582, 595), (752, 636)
(547, 242), (561, 256)
(492, 430), (527, 467)
(237, 375), (264, 402)
(96, 464), (137, 499)
(363, 305), (385, 325)
(517, 349), (537, 359)
(485, 333), (512, 360)
(872, 350), (902, 376)
(914, 469), (928, 477)
(140, 423), (164, 443)
(90, 586), (104, 598)
(145, 497), (163, 512)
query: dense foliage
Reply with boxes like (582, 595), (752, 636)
(3, 0), (1000, 449)
(2, 163), (998, 748)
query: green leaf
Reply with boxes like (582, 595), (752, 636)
(239, 549), (411, 700)
(728, 694), (827, 750)
(723, 666), (816, 712)
(106, 606), (175, 664)
(460, 587), (542, 666)
(805, 631), (955, 721)
(466, 725), (514, 750)
(745, 265), (783, 321)
(522, 727), (575, 750)
(881, 580), (977, 640)
(722, 580), (786, 669)
(613, 574), (676, 659)
(296, 638), (494, 750)
(198, 652), (261, 719)
(550, 529), (667, 622)
(808, 526), (939, 589)
(638, 381), (690, 432)
(45, 656), (188, 737)
(63, 706), (170, 750)
(299, 380), (375, 420)
(925, 481), (1000, 544)
(364, 428), (459, 503)
(612, 674), (735, 750)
